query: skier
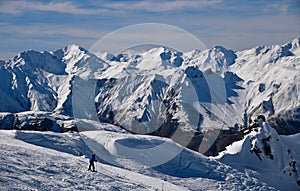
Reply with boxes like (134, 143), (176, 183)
(13, 114), (21, 129)
(88, 152), (97, 172)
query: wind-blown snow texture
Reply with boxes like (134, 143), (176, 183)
(0, 37), (300, 190)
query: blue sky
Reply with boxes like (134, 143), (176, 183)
(0, 0), (299, 60)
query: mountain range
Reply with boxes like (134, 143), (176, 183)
(1, 37), (299, 149)
(0, 37), (300, 190)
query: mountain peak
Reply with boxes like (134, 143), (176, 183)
(281, 36), (300, 55)
(213, 45), (229, 51)
(61, 44), (88, 66)
(7, 49), (66, 74)
(63, 44), (87, 57)
(291, 36), (300, 45)
(185, 45), (237, 73)
(290, 36), (300, 53)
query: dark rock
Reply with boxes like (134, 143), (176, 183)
(0, 113), (14, 129)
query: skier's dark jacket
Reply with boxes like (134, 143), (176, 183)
(89, 154), (96, 163)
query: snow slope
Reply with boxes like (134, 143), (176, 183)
(0, 127), (278, 191)
(229, 40), (300, 134)
(0, 45), (108, 115)
(216, 120), (300, 190)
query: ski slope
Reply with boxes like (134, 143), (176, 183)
(0, 126), (278, 191)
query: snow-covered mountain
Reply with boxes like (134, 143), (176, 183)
(0, 38), (299, 148)
(0, 37), (300, 190)
(216, 120), (300, 190)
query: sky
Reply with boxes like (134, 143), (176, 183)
(0, 0), (299, 60)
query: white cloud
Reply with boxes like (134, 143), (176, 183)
(0, 0), (223, 15)
(0, 1), (110, 15)
(102, 0), (223, 12)
(0, 23), (106, 38)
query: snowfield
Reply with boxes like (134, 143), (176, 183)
(1, 126), (281, 191)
